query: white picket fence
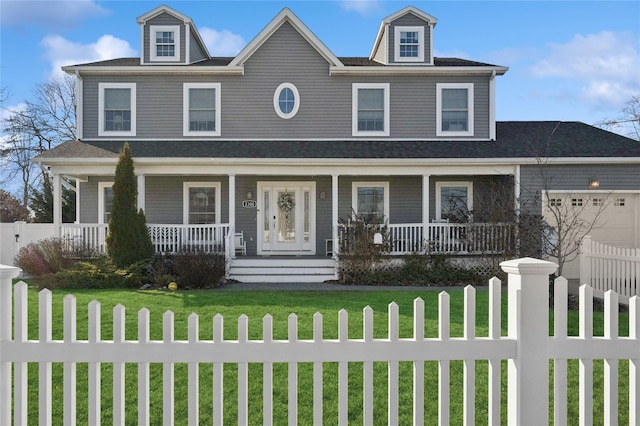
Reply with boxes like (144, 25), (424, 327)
(0, 258), (639, 425)
(581, 235), (640, 299)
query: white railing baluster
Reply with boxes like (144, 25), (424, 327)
(288, 313), (298, 426)
(88, 301), (101, 426)
(39, 289), (53, 426)
(138, 308), (150, 426)
(213, 314), (224, 426)
(14, 282), (28, 426)
(163, 311), (175, 426)
(363, 307), (374, 426)
(264, 315), (274, 426)
(312, 313), (323, 426)
(238, 314), (249, 426)
(113, 304), (126, 426)
(413, 298), (425, 426)
(438, 292), (450, 426)
(64, 294), (77, 426)
(553, 277), (568, 425)
(463, 286), (476, 426)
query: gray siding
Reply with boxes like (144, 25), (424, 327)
(388, 13), (432, 64)
(189, 27), (208, 62)
(519, 164), (640, 214)
(79, 177), (114, 223)
(143, 13), (186, 64)
(82, 22), (492, 140)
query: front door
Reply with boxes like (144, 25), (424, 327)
(258, 182), (315, 254)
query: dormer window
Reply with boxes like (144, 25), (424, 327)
(150, 25), (180, 62)
(394, 26), (424, 62)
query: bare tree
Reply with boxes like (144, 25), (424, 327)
(1, 75), (77, 205)
(595, 94), (640, 141)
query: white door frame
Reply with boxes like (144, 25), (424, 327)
(257, 181), (316, 255)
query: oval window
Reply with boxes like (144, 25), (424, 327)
(274, 83), (299, 119)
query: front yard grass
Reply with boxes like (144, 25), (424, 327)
(17, 285), (632, 425)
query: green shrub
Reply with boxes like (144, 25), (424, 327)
(171, 248), (225, 289)
(15, 238), (73, 277)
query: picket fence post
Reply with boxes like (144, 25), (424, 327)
(500, 257), (557, 425)
(0, 265), (22, 426)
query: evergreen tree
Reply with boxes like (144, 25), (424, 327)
(29, 173), (76, 223)
(106, 143), (154, 267)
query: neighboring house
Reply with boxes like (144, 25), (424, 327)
(34, 5), (640, 282)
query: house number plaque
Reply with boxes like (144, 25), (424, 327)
(242, 200), (257, 208)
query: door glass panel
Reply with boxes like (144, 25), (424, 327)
(304, 190), (310, 242)
(263, 190), (270, 243)
(103, 187), (113, 223)
(278, 190), (296, 243)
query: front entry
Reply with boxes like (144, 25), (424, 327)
(258, 182), (316, 254)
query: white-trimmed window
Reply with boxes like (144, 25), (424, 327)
(352, 182), (389, 222)
(150, 25), (180, 62)
(394, 26), (424, 62)
(183, 83), (221, 136)
(98, 182), (114, 224)
(273, 83), (300, 119)
(436, 182), (473, 223)
(98, 83), (136, 136)
(436, 83), (474, 136)
(352, 83), (390, 136)
(184, 182), (221, 224)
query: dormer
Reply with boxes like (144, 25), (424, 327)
(370, 6), (437, 66)
(136, 5), (210, 65)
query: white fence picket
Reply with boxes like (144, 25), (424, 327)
(1, 258), (640, 425)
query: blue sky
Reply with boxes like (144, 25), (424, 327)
(1, 0), (639, 137)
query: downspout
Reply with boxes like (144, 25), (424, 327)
(75, 70), (83, 140)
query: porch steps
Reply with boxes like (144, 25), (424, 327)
(229, 257), (336, 283)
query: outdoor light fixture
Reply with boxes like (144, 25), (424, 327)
(246, 190), (253, 199)
(588, 179), (600, 189)
(320, 191), (326, 200)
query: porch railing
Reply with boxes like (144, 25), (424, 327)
(340, 222), (516, 255)
(60, 224), (231, 255)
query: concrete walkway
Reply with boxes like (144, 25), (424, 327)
(218, 281), (478, 291)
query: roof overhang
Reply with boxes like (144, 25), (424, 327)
(330, 65), (509, 76)
(62, 65), (244, 76)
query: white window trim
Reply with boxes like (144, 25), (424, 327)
(436, 83), (474, 137)
(183, 83), (222, 136)
(352, 83), (390, 137)
(98, 83), (136, 137)
(352, 181), (390, 220)
(435, 181), (473, 221)
(273, 82), (300, 119)
(183, 182), (221, 225)
(98, 182), (114, 224)
(150, 25), (181, 62)
(394, 26), (424, 63)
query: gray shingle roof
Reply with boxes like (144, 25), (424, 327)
(35, 122), (640, 162)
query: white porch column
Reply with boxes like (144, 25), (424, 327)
(74, 179), (80, 223)
(228, 175), (236, 256)
(52, 173), (62, 236)
(422, 174), (430, 251)
(514, 165), (521, 216)
(137, 174), (145, 212)
(332, 174), (339, 256)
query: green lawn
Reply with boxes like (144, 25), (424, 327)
(17, 285), (632, 425)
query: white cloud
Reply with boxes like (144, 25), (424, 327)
(1, 0), (109, 30)
(341, 0), (381, 15)
(40, 34), (137, 78)
(530, 31), (640, 108)
(199, 27), (246, 57)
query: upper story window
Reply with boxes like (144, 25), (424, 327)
(352, 83), (390, 137)
(273, 83), (300, 119)
(98, 83), (136, 137)
(150, 25), (180, 62)
(183, 83), (221, 136)
(436, 83), (474, 137)
(352, 182), (389, 223)
(394, 26), (424, 62)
